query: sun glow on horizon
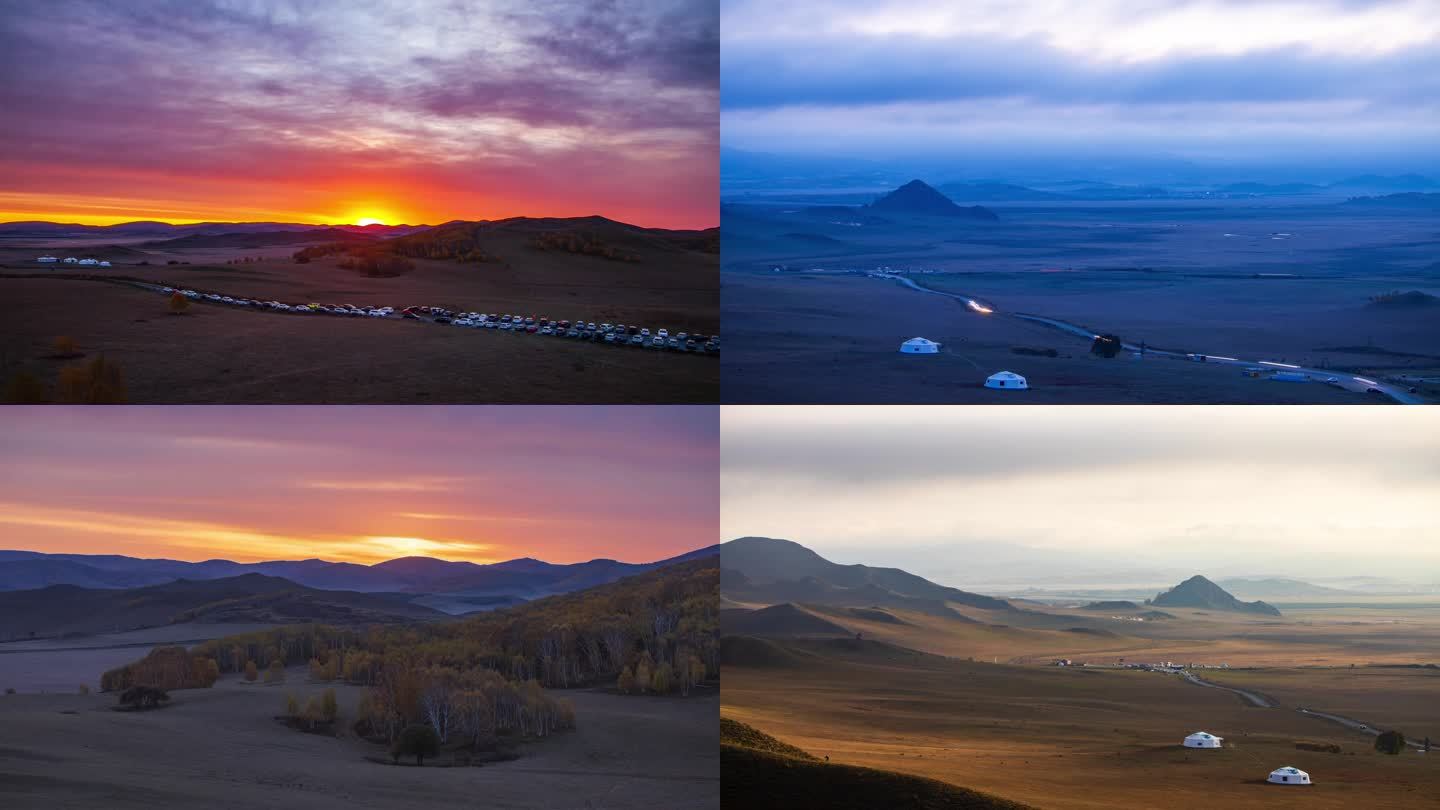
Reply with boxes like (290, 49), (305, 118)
(354, 216), (386, 226)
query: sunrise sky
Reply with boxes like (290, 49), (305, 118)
(0, 0), (717, 228)
(0, 406), (718, 565)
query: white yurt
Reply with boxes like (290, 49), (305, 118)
(98, 261), (111, 267)
(37, 256), (57, 263)
(899, 337), (939, 354)
(1184, 732), (1222, 748)
(1267, 766), (1312, 785)
(985, 371), (1028, 390)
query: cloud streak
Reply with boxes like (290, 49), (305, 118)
(0, 0), (718, 227)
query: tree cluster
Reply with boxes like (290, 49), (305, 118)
(101, 647), (219, 692)
(1090, 334), (1124, 358)
(529, 230), (640, 263)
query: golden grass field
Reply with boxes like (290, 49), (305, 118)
(721, 601), (1440, 808)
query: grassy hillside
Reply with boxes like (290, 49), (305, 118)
(721, 716), (1032, 810)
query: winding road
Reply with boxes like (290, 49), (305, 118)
(1182, 671), (1429, 751)
(880, 274), (1428, 404)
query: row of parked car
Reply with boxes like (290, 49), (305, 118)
(403, 308), (721, 354)
(157, 287), (719, 354)
(166, 287), (394, 317)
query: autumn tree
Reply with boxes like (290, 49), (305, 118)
(266, 660), (285, 683)
(322, 688), (338, 722)
(1375, 730), (1407, 755)
(52, 336), (80, 358)
(54, 355), (126, 404)
(617, 666), (635, 694)
(244, 661), (258, 682)
(1, 371), (47, 404)
(392, 723), (440, 765)
(168, 291), (190, 314)
(286, 693), (299, 715)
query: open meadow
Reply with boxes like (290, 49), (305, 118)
(721, 198), (1439, 403)
(0, 220), (718, 404)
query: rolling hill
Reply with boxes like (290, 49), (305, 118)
(140, 228), (380, 248)
(868, 180), (1000, 220)
(0, 220), (430, 238)
(720, 537), (1012, 613)
(721, 603), (852, 637)
(0, 574), (445, 640)
(0, 546), (719, 611)
(721, 716), (1032, 810)
(1150, 575), (1282, 616)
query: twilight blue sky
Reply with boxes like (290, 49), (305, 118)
(721, 0), (1440, 170)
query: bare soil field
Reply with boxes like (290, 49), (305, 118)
(0, 236), (717, 403)
(721, 199), (1439, 403)
(0, 670), (719, 809)
(722, 637), (1440, 809)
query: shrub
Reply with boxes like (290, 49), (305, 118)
(54, 355), (126, 404)
(1091, 334), (1123, 358)
(168, 291), (190, 314)
(322, 688), (337, 722)
(1, 371), (48, 404)
(78, 684), (90, 695)
(286, 693), (299, 715)
(118, 686), (170, 710)
(4, 687), (15, 695)
(266, 660), (285, 684)
(244, 661), (258, 682)
(1375, 730), (1406, 755)
(392, 723), (440, 765)
(617, 666), (635, 694)
(52, 336), (79, 357)
(1295, 741), (1341, 753)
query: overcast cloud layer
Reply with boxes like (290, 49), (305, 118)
(721, 0), (1440, 164)
(722, 406), (1440, 586)
(0, 0), (718, 226)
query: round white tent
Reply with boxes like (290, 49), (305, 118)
(984, 371), (1028, 390)
(1184, 732), (1222, 749)
(1267, 766), (1312, 785)
(899, 337), (939, 354)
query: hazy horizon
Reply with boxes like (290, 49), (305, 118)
(0, 406), (719, 566)
(721, 0), (1440, 180)
(722, 406), (1440, 586)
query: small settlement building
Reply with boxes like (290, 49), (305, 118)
(1184, 732), (1222, 749)
(985, 371), (1028, 390)
(1267, 766), (1312, 785)
(98, 260), (111, 267)
(899, 337), (940, 354)
(62, 257), (78, 263)
(37, 256), (58, 263)
(77, 258), (99, 265)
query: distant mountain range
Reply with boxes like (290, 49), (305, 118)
(1150, 575), (1281, 616)
(1215, 577), (1356, 598)
(0, 220), (432, 238)
(0, 573), (447, 640)
(1342, 192), (1440, 209)
(721, 536), (1011, 616)
(868, 180), (1000, 220)
(0, 546), (719, 609)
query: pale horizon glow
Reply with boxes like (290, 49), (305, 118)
(722, 406), (1440, 585)
(0, 406), (718, 566)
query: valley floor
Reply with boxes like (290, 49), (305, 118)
(0, 671), (719, 810)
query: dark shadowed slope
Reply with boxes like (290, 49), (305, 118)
(868, 180), (1000, 220)
(0, 574), (445, 639)
(721, 603), (852, 637)
(721, 717), (1033, 810)
(721, 537), (1011, 611)
(1151, 575), (1282, 616)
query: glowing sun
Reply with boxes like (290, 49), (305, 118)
(355, 217), (386, 226)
